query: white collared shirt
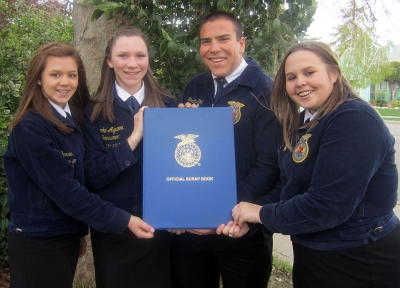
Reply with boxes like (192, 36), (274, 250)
(49, 100), (72, 118)
(304, 109), (318, 123)
(212, 57), (248, 93)
(115, 81), (145, 105)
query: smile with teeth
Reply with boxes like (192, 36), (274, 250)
(210, 58), (225, 63)
(298, 91), (313, 97)
(57, 90), (69, 95)
(125, 71), (140, 75)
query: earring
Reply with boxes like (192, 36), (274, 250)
(38, 81), (41, 85)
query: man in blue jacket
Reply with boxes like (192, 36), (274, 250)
(171, 11), (282, 288)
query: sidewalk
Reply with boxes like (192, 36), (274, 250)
(273, 204), (400, 265)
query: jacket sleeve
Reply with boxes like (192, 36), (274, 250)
(238, 96), (282, 203)
(259, 109), (395, 235)
(9, 117), (130, 233)
(82, 106), (139, 190)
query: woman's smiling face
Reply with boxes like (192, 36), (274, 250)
(285, 50), (338, 114)
(106, 36), (149, 96)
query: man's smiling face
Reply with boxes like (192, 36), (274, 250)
(199, 18), (245, 78)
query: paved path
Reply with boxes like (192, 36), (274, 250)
(273, 120), (400, 265)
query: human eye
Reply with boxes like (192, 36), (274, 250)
(137, 54), (147, 59)
(305, 71), (314, 76)
(286, 75), (295, 81)
(118, 54), (127, 58)
(69, 73), (78, 78)
(51, 73), (60, 77)
(201, 39), (210, 45)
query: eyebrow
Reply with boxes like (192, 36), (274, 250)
(48, 69), (78, 73)
(285, 66), (316, 75)
(200, 34), (232, 41)
(114, 50), (147, 54)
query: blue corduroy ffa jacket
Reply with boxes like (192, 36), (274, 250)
(179, 58), (282, 203)
(5, 110), (131, 237)
(83, 89), (177, 214)
(258, 97), (399, 250)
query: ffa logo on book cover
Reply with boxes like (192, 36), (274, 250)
(174, 134), (201, 167)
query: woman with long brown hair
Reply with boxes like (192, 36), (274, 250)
(83, 26), (176, 287)
(5, 43), (154, 288)
(218, 42), (400, 287)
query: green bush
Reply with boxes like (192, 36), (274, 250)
(391, 101), (400, 108)
(0, 0), (73, 262)
(374, 91), (387, 107)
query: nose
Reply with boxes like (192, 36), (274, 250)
(59, 75), (70, 86)
(127, 56), (138, 68)
(210, 40), (221, 53)
(296, 75), (306, 87)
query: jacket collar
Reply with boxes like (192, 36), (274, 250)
(194, 58), (263, 89)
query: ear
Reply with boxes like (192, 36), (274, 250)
(106, 58), (113, 69)
(331, 70), (339, 83)
(239, 37), (246, 55)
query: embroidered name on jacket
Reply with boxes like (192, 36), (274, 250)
(61, 151), (76, 167)
(100, 126), (124, 148)
(228, 101), (244, 124)
(292, 134), (311, 163)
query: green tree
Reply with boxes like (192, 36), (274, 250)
(0, 0), (73, 262)
(331, 0), (390, 88)
(385, 61), (400, 102)
(82, 0), (317, 96)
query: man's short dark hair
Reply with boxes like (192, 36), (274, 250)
(199, 11), (244, 41)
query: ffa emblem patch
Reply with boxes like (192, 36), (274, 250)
(228, 101), (245, 124)
(174, 134), (201, 168)
(292, 134), (312, 163)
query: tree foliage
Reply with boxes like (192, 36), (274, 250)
(384, 61), (400, 102)
(1, 0), (72, 29)
(88, 0), (317, 97)
(385, 61), (400, 83)
(330, 0), (390, 88)
(0, 0), (73, 262)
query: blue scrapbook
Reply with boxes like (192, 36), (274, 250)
(143, 107), (237, 229)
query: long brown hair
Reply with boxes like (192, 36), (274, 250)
(90, 26), (174, 123)
(270, 41), (358, 150)
(10, 43), (90, 133)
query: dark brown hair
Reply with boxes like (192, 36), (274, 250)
(90, 26), (174, 123)
(10, 43), (90, 133)
(270, 41), (358, 150)
(199, 11), (244, 41)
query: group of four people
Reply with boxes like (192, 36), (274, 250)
(5, 10), (400, 288)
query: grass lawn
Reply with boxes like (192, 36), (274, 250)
(374, 108), (400, 121)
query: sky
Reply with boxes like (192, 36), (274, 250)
(306, 0), (400, 45)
